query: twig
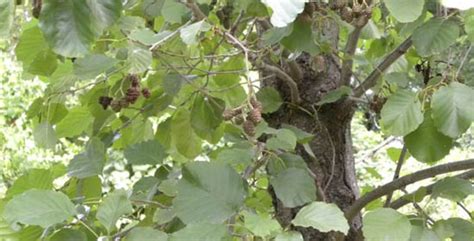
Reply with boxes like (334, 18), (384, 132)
(457, 202), (473, 219)
(185, 0), (206, 20)
(455, 44), (472, 79)
(345, 158), (474, 221)
(353, 37), (413, 97)
(341, 26), (364, 85)
(259, 63), (301, 104)
(384, 145), (407, 207)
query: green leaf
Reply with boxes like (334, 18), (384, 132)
(33, 122), (57, 149)
(142, 0), (165, 17)
(386, 147), (411, 162)
(404, 113), (453, 163)
(270, 168), (316, 208)
(180, 20), (211, 45)
(432, 177), (474, 202)
(384, 0), (424, 23)
(243, 211), (281, 238)
(263, 25), (294, 45)
(267, 129), (298, 151)
(162, 74), (184, 96)
(281, 19), (319, 55)
(5, 169), (58, 200)
(124, 140), (168, 165)
(432, 220), (455, 240)
(292, 202), (349, 234)
(281, 125), (314, 144)
(3, 190), (76, 228)
(171, 109), (202, 159)
(161, 0), (189, 24)
(190, 94), (225, 141)
(64, 176), (102, 201)
(380, 90), (424, 136)
(50, 229), (87, 241)
(275, 232), (304, 241)
(0, 0), (14, 39)
(27, 50), (58, 76)
(97, 190), (133, 233)
(464, 11), (474, 42)
(68, 138), (106, 178)
(173, 162), (246, 224)
(15, 26), (49, 68)
(431, 82), (474, 138)
(261, 0), (309, 27)
(412, 19), (460, 57)
(316, 86), (353, 106)
(125, 227), (168, 241)
(127, 47), (152, 74)
(445, 218), (474, 241)
(362, 208), (412, 241)
(39, 0), (122, 57)
(169, 223), (228, 241)
(409, 226), (440, 241)
(56, 107), (94, 138)
(129, 29), (172, 46)
(73, 54), (118, 79)
(257, 87), (283, 113)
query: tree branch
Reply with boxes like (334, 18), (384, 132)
(341, 26), (364, 85)
(389, 169), (474, 209)
(345, 159), (474, 221)
(353, 37), (413, 97)
(185, 0), (206, 20)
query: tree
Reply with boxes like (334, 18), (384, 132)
(0, 0), (473, 240)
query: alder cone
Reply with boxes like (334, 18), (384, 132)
(129, 74), (140, 87)
(142, 88), (151, 98)
(248, 108), (262, 124)
(110, 100), (122, 112)
(98, 96), (113, 110)
(250, 97), (263, 111)
(126, 87), (140, 104)
(243, 120), (256, 137)
(223, 108), (243, 121)
(341, 7), (353, 23)
(233, 115), (244, 125)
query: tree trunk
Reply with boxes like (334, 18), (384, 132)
(262, 19), (363, 241)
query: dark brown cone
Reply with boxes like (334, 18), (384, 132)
(248, 108), (262, 124)
(243, 120), (256, 137)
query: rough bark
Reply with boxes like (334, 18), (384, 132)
(262, 18), (363, 241)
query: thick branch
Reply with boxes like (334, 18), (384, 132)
(345, 159), (474, 221)
(341, 27), (363, 85)
(353, 37), (413, 97)
(390, 169), (474, 209)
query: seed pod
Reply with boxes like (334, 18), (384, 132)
(334, 0), (346, 9)
(233, 115), (244, 125)
(250, 97), (263, 111)
(126, 87), (140, 104)
(352, 4), (363, 16)
(341, 7), (353, 23)
(248, 108), (262, 124)
(141, 88), (151, 98)
(243, 120), (256, 137)
(110, 100), (122, 112)
(129, 74), (140, 87)
(223, 107), (243, 121)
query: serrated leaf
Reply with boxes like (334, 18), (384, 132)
(281, 19), (319, 55)
(432, 177), (474, 202)
(73, 54), (118, 79)
(173, 162), (246, 224)
(3, 190), (76, 228)
(281, 124), (314, 144)
(124, 140), (168, 165)
(126, 227), (168, 241)
(0, 0), (14, 39)
(68, 138), (106, 178)
(409, 226), (440, 241)
(129, 29), (172, 46)
(169, 223), (228, 241)
(431, 82), (474, 138)
(15, 26), (49, 70)
(5, 169), (57, 200)
(161, 0), (188, 24)
(56, 107), (94, 138)
(292, 202), (349, 234)
(190, 94), (225, 141)
(263, 25), (294, 45)
(33, 122), (57, 149)
(446, 218), (474, 241)
(384, 0), (424, 23)
(97, 190), (133, 233)
(362, 208), (412, 241)
(180, 20), (211, 45)
(380, 90), (424, 136)
(257, 87), (283, 113)
(412, 19), (460, 57)
(127, 47), (152, 74)
(243, 211), (281, 238)
(39, 0), (122, 57)
(267, 129), (298, 151)
(171, 109), (202, 159)
(404, 113), (453, 163)
(261, 0), (309, 27)
(271, 168), (316, 208)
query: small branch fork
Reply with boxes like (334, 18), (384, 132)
(345, 159), (474, 221)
